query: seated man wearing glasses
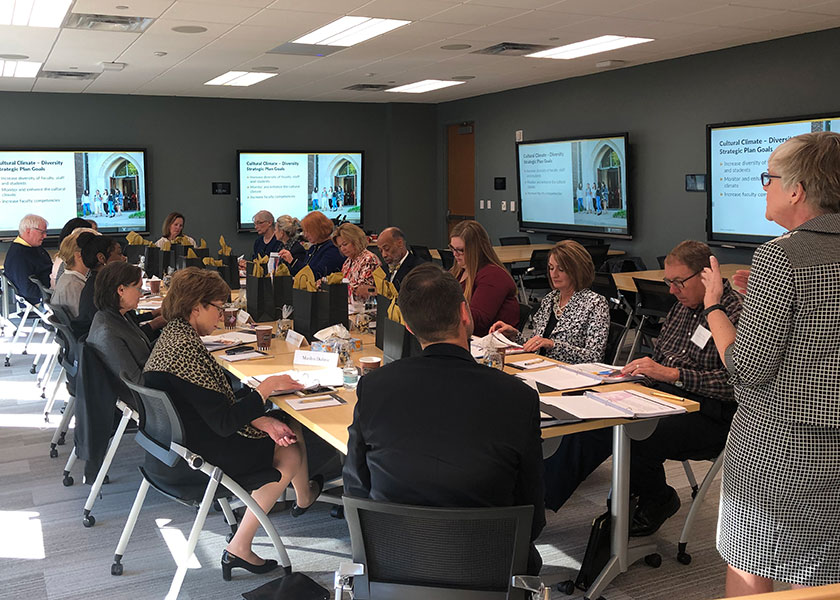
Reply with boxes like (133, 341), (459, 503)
(544, 240), (743, 536)
(5, 214), (52, 305)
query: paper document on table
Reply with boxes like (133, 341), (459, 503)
(541, 394), (628, 420)
(509, 358), (555, 370)
(470, 331), (525, 359)
(202, 331), (257, 351)
(137, 297), (162, 311)
(285, 395), (344, 411)
(587, 390), (686, 418)
(515, 366), (601, 392)
(251, 368), (344, 389)
(219, 351), (268, 362)
(566, 362), (643, 383)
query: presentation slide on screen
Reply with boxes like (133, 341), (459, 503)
(518, 136), (628, 234)
(710, 117), (840, 238)
(0, 150), (147, 237)
(239, 152), (362, 226)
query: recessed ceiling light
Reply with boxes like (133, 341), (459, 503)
(293, 16), (409, 47)
(0, 53), (29, 60)
(385, 79), (465, 94)
(452, 75), (475, 80)
(205, 71), (276, 87)
(172, 25), (207, 34)
(526, 35), (653, 60)
(154, 51), (167, 57)
(0, 0), (72, 27)
(0, 60), (42, 78)
(441, 43), (471, 51)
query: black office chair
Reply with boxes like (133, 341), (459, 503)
(47, 305), (81, 457)
(676, 449), (726, 565)
(499, 236), (530, 246)
(335, 497), (547, 600)
(4, 275), (52, 368)
(590, 272), (634, 364)
(520, 249), (550, 302)
(656, 255), (666, 269)
(410, 245), (434, 263)
(626, 278), (677, 361)
(517, 302), (533, 332)
(584, 244), (611, 271)
(110, 376), (292, 597)
(437, 248), (454, 270)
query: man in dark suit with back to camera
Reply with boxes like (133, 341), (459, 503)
(375, 226), (425, 291)
(343, 263), (546, 574)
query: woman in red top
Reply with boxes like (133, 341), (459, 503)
(449, 221), (519, 336)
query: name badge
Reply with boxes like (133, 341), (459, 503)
(294, 350), (339, 368)
(690, 324), (712, 349)
(285, 330), (305, 348)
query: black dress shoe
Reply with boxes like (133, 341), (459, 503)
(221, 550), (278, 581)
(629, 487), (680, 537)
(290, 474), (324, 517)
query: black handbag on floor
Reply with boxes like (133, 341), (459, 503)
(242, 572), (329, 600)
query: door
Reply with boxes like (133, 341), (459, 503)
(447, 122), (475, 237)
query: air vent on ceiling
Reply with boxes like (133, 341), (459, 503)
(472, 42), (553, 56)
(267, 43), (343, 58)
(40, 71), (100, 81)
(344, 83), (392, 92)
(65, 13), (154, 33)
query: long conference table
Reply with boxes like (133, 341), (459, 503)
(429, 243), (625, 265)
(212, 323), (697, 599)
(612, 263), (750, 293)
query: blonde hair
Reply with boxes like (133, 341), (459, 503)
(332, 222), (368, 255)
(58, 227), (99, 268)
(548, 241), (595, 291)
(301, 211), (334, 243)
(449, 220), (511, 302)
(275, 214), (300, 239)
(770, 131), (840, 213)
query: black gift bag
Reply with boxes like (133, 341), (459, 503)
(175, 256), (205, 270)
(272, 276), (293, 315)
(291, 283), (348, 340)
(375, 294), (389, 349)
(144, 246), (170, 278)
(217, 255), (240, 290)
(381, 315), (422, 364)
(124, 245), (145, 265)
(246, 275), (278, 322)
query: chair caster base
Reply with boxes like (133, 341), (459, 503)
(57, 432), (66, 445)
(677, 542), (691, 564)
(62, 473), (74, 486)
(330, 505), (344, 519)
(83, 513), (95, 527)
(4, 358), (10, 367)
(557, 579), (576, 595)
(111, 562), (123, 576)
(645, 553), (662, 568)
(29, 365), (36, 374)
(49, 446), (58, 458)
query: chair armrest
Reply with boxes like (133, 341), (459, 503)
(525, 266), (535, 274)
(512, 575), (549, 600)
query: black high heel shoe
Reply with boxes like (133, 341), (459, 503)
(290, 474), (324, 517)
(221, 550), (279, 581)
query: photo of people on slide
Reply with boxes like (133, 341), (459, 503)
(570, 139), (626, 228)
(307, 153), (361, 218)
(76, 151), (147, 230)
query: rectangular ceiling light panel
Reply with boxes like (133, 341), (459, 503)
(385, 79), (465, 94)
(0, 59), (42, 77)
(0, 0), (72, 27)
(205, 71), (276, 87)
(527, 35), (653, 59)
(293, 16), (409, 47)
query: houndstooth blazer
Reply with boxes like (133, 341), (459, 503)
(725, 213), (840, 426)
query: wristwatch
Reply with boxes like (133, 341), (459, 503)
(702, 303), (725, 317)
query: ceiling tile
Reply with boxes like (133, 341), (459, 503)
(542, 0), (649, 17)
(430, 4), (526, 25)
(0, 78), (35, 92)
(348, 0), (454, 21)
(0, 25), (60, 62)
(804, 0), (840, 15)
(495, 10), (593, 30)
(71, 0), (175, 19)
(161, 2), (262, 24)
(615, 0), (729, 20)
(469, 0), (564, 8)
(43, 29), (140, 71)
(671, 4), (785, 27)
(32, 76), (94, 93)
(183, 0), (273, 7)
(266, 0), (371, 13)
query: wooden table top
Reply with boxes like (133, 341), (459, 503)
(612, 263), (750, 293)
(214, 333), (698, 454)
(430, 243), (624, 264)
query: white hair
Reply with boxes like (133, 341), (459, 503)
(19, 214), (47, 235)
(252, 210), (274, 224)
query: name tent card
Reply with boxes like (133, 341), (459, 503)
(285, 329), (305, 348)
(294, 350), (339, 368)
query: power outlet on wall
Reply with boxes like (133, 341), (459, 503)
(479, 199), (485, 209)
(501, 200), (507, 211)
(486, 199), (491, 210)
(510, 201), (516, 212)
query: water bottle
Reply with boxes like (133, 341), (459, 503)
(343, 358), (359, 389)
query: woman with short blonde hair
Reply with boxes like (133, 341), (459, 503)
(274, 215), (305, 271)
(332, 223), (380, 300)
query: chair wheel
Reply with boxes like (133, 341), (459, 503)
(644, 553), (662, 568)
(4, 358), (10, 367)
(44, 413), (50, 422)
(63, 475), (74, 487)
(83, 515), (95, 527)
(330, 505), (345, 519)
(57, 433), (66, 445)
(557, 579), (576, 595)
(49, 447), (58, 458)
(677, 551), (692, 565)
(111, 562), (123, 576)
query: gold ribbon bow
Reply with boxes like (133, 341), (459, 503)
(293, 265), (318, 291)
(218, 235), (232, 256)
(273, 263), (291, 278)
(186, 248), (198, 259)
(325, 272), (344, 286)
(387, 296), (404, 325)
(198, 238), (207, 249)
(203, 257), (223, 267)
(251, 254), (269, 278)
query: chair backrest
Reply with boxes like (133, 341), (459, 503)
(633, 278), (677, 318)
(121, 374), (186, 468)
(29, 275), (52, 302)
(656, 255), (666, 269)
(528, 249), (550, 273)
(590, 272), (620, 306)
(49, 304), (82, 377)
(499, 236), (530, 246)
(585, 244), (610, 271)
(343, 496), (532, 600)
(517, 302), (532, 331)
(410, 245), (434, 263)
(437, 249), (454, 270)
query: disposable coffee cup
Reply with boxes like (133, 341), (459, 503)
(359, 356), (381, 375)
(149, 278), (161, 295)
(255, 325), (272, 351)
(223, 304), (238, 329)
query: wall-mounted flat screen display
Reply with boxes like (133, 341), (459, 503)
(0, 149), (149, 239)
(517, 133), (631, 239)
(708, 113), (840, 245)
(238, 151), (363, 230)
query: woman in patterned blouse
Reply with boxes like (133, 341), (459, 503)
(491, 240), (609, 363)
(332, 222), (381, 301)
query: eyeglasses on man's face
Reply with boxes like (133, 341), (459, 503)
(760, 171), (782, 186)
(663, 270), (701, 290)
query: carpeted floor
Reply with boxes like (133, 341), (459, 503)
(0, 325), (735, 600)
